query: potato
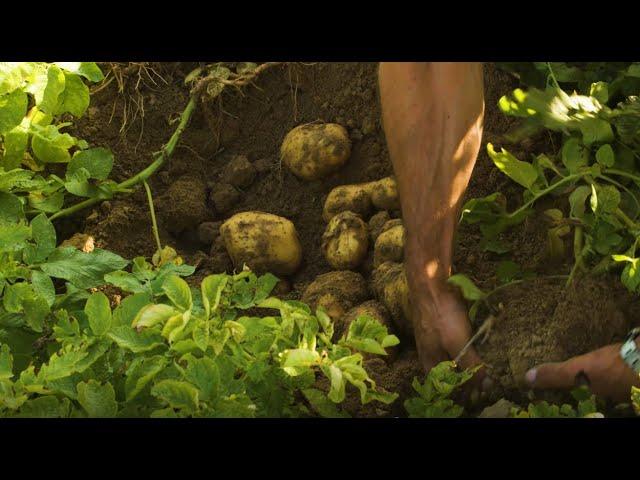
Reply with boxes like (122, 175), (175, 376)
(339, 300), (398, 362)
(321, 211), (369, 270)
(220, 211), (302, 276)
(301, 271), (369, 321)
(370, 176), (400, 211)
(368, 211), (391, 242)
(280, 123), (351, 180)
(323, 183), (374, 221)
(372, 261), (412, 338)
(373, 221), (405, 267)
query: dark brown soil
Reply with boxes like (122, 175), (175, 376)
(70, 62), (640, 416)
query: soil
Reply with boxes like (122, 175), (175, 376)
(70, 62), (640, 416)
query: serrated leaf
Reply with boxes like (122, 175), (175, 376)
(77, 380), (117, 418)
(31, 125), (76, 163)
(40, 247), (128, 289)
(183, 355), (219, 402)
(40, 349), (88, 382)
(104, 271), (145, 294)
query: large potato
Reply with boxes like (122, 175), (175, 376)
(323, 183), (374, 221)
(373, 221), (405, 267)
(321, 211), (369, 270)
(220, 211), (302, 276)
(280, 123), (351, 180)
(301, 271), (370, 321)
(371, 261), (412, 338)
(370, 176), (400, 211)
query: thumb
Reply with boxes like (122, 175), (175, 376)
(525, 355), (593, 390)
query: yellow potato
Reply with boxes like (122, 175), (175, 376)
(280, 123), (351, 180)
(323, 183), (374, 221)
(301, 271), (369, 321)
(220, 211), (302, 276)
(321, 211), (369, 270)
(373, 221), (405, 267)
(370, 176), (400, 211)
(371, 261), (412, 337)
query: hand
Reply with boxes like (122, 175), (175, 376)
(525, 344), (640, 403)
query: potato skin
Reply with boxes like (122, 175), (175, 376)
(371, 261), (412, 338)
(301, 271), (370, 321)
(323, 184), (373, 222)
(280, 123), (351, 180)
(321, 211), (369, 270)
(373, 222), (405, 267)
(220, 211), (302, 276)
(370, 176), (400, 211)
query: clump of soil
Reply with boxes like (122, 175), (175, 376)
(478, 275), (633, 401)
(158, 175), (209, 234)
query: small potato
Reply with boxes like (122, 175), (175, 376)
(373, 221), (405, 267)
(368, 211), (391, 242)
(220, 211), (302, 276)
(281, 123), (351, 180)
(323, 183), (374, 222)
(372, 261), (412, 338)
(301, 271), (370, 321)
(321, 211), (369, 270)
(370, 176), (400, 211)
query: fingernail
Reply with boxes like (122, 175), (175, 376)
(525, 368), (537, 386)
(481, 377), (494, 391)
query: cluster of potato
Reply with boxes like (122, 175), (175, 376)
(213, 122), (413, 352)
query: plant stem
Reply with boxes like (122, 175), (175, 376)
(615, 207), (639, 230)
(546, 62), (561, 89)
(143, 180), (162, 254)
(603, 168), (640, 184)
(49, 96), (198, 221)
(507, 173), (583, 220)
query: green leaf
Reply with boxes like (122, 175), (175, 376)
(162, 275), (192, 311)
(0, 344), (13, 380)
(595, 144), (615, 168)
(569, 185), (592, 219)
(327, 364), (346, 403)
(612, 255), (640, 293)
(107, 325), (165, 353)
(0, 192), (25, 223)
(85, 292), (112, 336)
(104, 271), (145, 294)
(30, 271), (55, 307)
(0, 89), (28, 135)
(183, 355), (219, 402)
(54, 62), (104, 83)
(28, 191), (64, 214)
(151, 380), (199, 412)
(54, 73), (89, 117)
(16, 396), (67, 418)
(131, 304), (179, 330)
(562, 138), (589, 173)
(579, 117), (614, 146)
(40, 350), (88, 382)
(2, 126), (28, 170)
(67, 148), (114, 181)
(447, 274), (486, 301)
(112, 292), (152, 327)
(496, 260), (521, 283)
(590, 184), (620, 215)
(23, 295), (50, 332)
(23, 213), (56, 263)
(302, 388), (350, 418)
(31, 125), (77, 163)
(282, 348), (320, 371)
(589, 82), (609, 104)
(37, 65), (66, 114)
(77, 380), (117, 418)
(0, 223), (31, 252)
(40, 247), (128, 289)
(487, 143), (538, 190)
(201, 274), (227, 318)
(125, 355), (168, 401)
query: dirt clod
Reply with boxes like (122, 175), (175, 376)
(221, 154), (256, 188)
(210, 183), (241, 214)
(159, 175), (208, 234)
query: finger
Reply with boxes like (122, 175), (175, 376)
(525, 353), (595, 390)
